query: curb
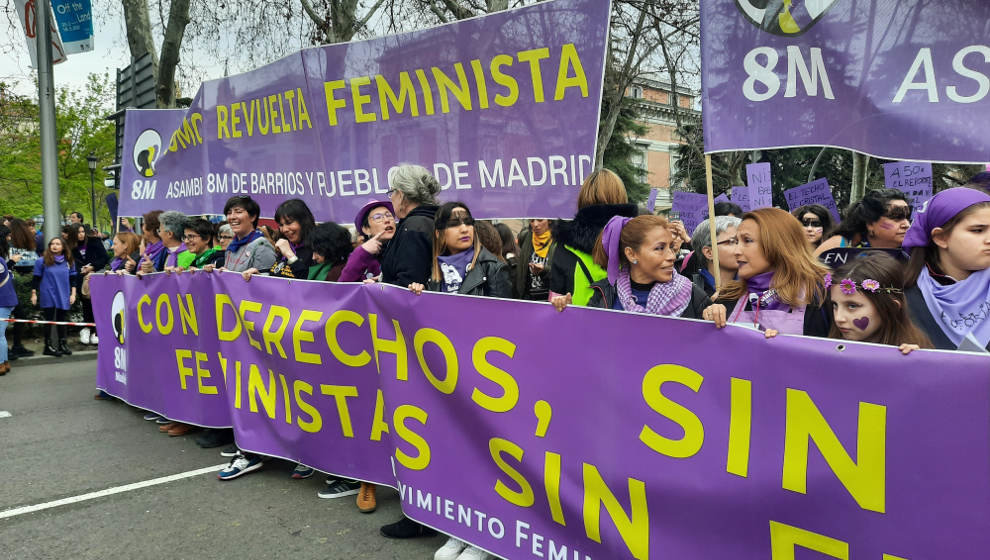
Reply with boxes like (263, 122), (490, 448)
(9, 350), (99, 367)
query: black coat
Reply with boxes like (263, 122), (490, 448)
(74, 237), (109, 272)
(426, 248), (512, 298)
(548, 203), (638, 297)
(381, 205), (438, 287)
(587, 278), (712, 319)
(513, 228), (557, 300)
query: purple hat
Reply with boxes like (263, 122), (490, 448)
(901, 188), (990, 249)
(602, 215), (632, 283)
(354, 200), (394, 232)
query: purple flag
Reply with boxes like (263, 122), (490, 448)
(746, 162), (773, 209)
(702, 1), (990, 164)
(91, 272), (990, 560)
(883, 161), (934, 211)
(784, 178), (840, 222)
(118, 0), (610, 222)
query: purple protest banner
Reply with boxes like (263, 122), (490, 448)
(714, 192), (730, 205)
(883, 161), (934, 211)
(670, 191), (708, 233)
(746, 162), (773, 209)
(701, 1), (990, 164)
(784, 178), (841, 222)
(646, 187), (659, 213)
(118, 0), (610, 222)
(730, 185), (749, 211)
(90, 272), (990, 559)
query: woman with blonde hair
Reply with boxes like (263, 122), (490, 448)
(548, 168), (637, 306)
(703, 208), (831, 336)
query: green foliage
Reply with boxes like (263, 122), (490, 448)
(601, 95), (651, 203)
(0, 75), (116, 229)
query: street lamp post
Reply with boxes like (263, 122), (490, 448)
(87, 152), (98, 230)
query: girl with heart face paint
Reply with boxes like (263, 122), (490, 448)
(826, 252), (931, 353)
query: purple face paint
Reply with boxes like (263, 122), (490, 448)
(853, 316), (870, 331)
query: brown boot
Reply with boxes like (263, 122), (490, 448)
(168, 423), (198, 437)
(0, 361), (9, 375)
(159, 422), (177, 432)
(356, 482), (377, 513)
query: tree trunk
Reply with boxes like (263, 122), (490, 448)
(120, 0), (160, 103)
(486, 0), (509, 11)
(595, 7), (649, 170)
(850, 152), (869, 203)
(157, 0), (192, 108)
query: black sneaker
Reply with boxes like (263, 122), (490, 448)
(194, 428), (234, 448)
(317, 479), (360, 499)
(380, 516), (437, 539)
(11, 346), (34, 358)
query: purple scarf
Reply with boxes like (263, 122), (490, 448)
(917, 266), (990, 349)
(615, 269), (692, 316)
(744, 271), (790, 311)
(110, 257), (124, 271)
(143, 240), (164, 263)
(602, 216), (633, 283)
(165, 243), (187, 268)
(54, 255), (65, 264)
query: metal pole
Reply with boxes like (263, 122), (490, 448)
(89, 167), (96, 231)
(36, 0), (61, 242)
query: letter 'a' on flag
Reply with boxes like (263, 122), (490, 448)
(701, 0), (990, 164)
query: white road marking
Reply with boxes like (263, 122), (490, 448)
(0, 411), (11, 418)
(0, 464), (226, 519)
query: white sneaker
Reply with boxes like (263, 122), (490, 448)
(79, 328), (91, 345)
(434, 537), (467, 560)
(457, 547), (491, 560)
(90, 333), (99, 345)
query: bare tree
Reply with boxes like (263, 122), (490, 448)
(120, 0), (191, 107)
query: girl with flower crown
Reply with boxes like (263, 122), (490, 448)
(550, 215), (712, 317)
(702, 208), (831, 336)
(822, 252), (931, 353)
(901, 187), (990, 351)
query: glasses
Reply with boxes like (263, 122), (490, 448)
(716, 237), (738, 246)
(182, 234), (201, 241)
(219, 234), (234, 240)
(386, 188), (397, 197)
(884, 205), (912, 221)
(801, 219), (822, 228)
(369, 211), (394, 223)
(443, 216), (475, 229)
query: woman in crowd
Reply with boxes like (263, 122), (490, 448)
(380, 165), (442, 287)
(703, 208), (831, 336)
(181, 219), (225, 270)
(493, 223), (518, 289)
(549, 169), (638, 306)
(551, 215), (711, 317)
(515, 218), (556, 301)
(824, 252), (931, 353)
(307, 222), (353, 281)
(815, 189), (911, 256)
(901, 187), (990, 351)
(138, 210), (167, 272)
(792, 204), (834, 249)
(5, 218), (39, 359)
(0, 226), (18, 375)
(339, 200), (395, 282)
(217, 223), (234, 250)
(31, 237), (76, 357)
(109, 232), (141, 274)
(473, 221), (504, 263)
(408, 202), (511, 298)
(156, 211), (193, 272)
(689, 216), (742, 297)
(408, 202), (509, 560)
(253, 199), (316, 279)
(68, 224), (109, 346)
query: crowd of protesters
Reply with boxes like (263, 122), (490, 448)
(2, 165), (989, 559)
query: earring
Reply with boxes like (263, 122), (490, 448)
(632, 259), (639, 264)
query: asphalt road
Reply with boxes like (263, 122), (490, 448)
(0, 357), (444, 560)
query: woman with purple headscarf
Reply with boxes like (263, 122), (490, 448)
(551, 215), (711, 318)
(902, 187), (990, 351)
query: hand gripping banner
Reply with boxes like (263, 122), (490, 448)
(702, 0), (990, 163)
(118, 0), (610, 222)
(92, 273), (990, 560)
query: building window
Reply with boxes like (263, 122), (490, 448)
(631, 86), (643, 99)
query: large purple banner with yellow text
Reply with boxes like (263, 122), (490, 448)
(118, 0), (609, 222)
(702, 1), (990, 163)
(91, 273), (990, 559)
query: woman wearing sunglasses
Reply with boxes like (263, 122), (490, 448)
(815, 188), (912, 256)
(792, 204), (834, 249)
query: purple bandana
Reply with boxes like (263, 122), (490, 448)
(165, 243), (187, 268)
(602, 216), (633, 283)
(917, 266), (990, 349)
(143, 240), (164, 263)
(615, 268), (692, 317)
(902, 188), (990, 249)
(745, 271), (789, 311)
(110, 257), (124, 272)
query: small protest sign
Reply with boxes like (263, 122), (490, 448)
(784, 178), (841, 222)
(746, 162), (773, 209)
(714, 192), (730, 205)
(730, 186), (749, 211)
(671, 191), (709, 233)
(883, 161), (933, 210)
(647, 187), (659, 213)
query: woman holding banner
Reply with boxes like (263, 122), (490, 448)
(902, 188), (990, 351)
(815, 189), (911, 256)
(703, 208), (831, 336)
(549, 169), (637, 306)
(381, 165), (441, 287)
